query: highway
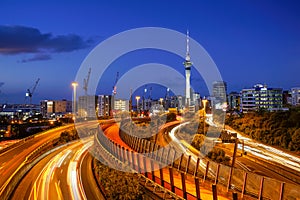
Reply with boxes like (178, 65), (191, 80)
(158, 119), (300, 185)
(0, 120), (101, 198)
(226, 125), (300, 173)
(0, 124), (74, 193)
(174, 117), (300, 185)
(11, 137), (104, 200)
(222, 126), (300, 184)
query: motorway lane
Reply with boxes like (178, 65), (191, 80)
(11, 140), (83, 200)
(80, 151), (105, 200)
(0, 120), (99, 193)
(34, 139), (92, 200)
(11, 143), (68, 199)
(0, 124), (74, 191)
(225, 125), (300, 173)
(168, 122), (300, 186)
(222, 125), (300, 185)
(12, 138), (100, 200)
(216, 143), (299, 184)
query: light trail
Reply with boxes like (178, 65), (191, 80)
(29, 139), (92, 200)
(168, 122), (215, 176)
(67, 140), (92, 200)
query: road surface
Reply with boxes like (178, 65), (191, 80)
(12, 137), (104, 200)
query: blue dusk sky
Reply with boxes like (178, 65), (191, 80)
(0, 0), (300, 104)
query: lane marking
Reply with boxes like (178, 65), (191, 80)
(55, 181), (63, 200)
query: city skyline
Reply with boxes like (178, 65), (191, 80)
(1, 0), (300, 104)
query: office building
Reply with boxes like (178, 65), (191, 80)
(40, 99), (72, 118)
(213, 81), (227, 100)
(114, 99), (129, 112)
(291, 87), (300, 106)
(241, 84), (283, 112)
(227, 92), (241, 111)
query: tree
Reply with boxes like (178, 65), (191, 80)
(291, 128), (300, 151)
(191, 134), (205, 150)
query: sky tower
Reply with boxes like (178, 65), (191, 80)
(183, 30), (192, 107)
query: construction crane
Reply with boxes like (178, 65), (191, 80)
(0, 82), (3, 95)
(26, 78), (40, 105)
(83, 67), (91, 95)
(112, 72), (119, 96)
(148, 86), (152, 100)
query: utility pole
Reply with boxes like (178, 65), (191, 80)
(232, 138), (238, 167)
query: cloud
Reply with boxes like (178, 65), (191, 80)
(20, 54), (52, 63)
(0, 25), (94, 55)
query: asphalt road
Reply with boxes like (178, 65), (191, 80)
(11, 137), (104, 200)
(80, 150), (105, 200)
(0, 124), (74, 191)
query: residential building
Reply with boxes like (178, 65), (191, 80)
(97, 95), (113, 117)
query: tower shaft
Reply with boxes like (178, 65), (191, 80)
(183, 30), (192, 107)
(185, 69), (191, 106)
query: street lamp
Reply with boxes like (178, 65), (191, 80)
(72, 82), (78, 120)
(159, 98), (163, 105)
(136, 96), (140, 113)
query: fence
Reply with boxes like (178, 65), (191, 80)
(94, 121), (300, 199)
(115, 126), (300, 200)
(95, 125), (242, 200)
(93, 128), (185, 200)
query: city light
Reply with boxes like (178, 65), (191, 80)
(71, 82), (78, 120)
(135, 96), (140, 112)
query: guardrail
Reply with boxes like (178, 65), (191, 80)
(0, 135), (34, 155)
(117, 123), (300, 200)
(0, 138), (74, 200)
(94, 127), (185, 200)
(0, 124), (74, 155)
(94, 125), (239, 200)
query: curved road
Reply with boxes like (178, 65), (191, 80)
(12, 137), (104, 200)
(0, 124), (74, 193)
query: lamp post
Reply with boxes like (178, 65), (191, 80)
(159, 98), (163, 105)
(72, 82), (78, 120)
(136, 96), (140, 114)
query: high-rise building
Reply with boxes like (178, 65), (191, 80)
(240, 88), (256, 112)
(97, 95), (113, 117)
(78, 95), (97, 118)
(241, 84), (283, 112)
(283, 90), (292, 105)
(227, 92), (241, 111)
(291, 87), (300, 106)
(213, 81), (227, 100)
(183, 30), (192, 107)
